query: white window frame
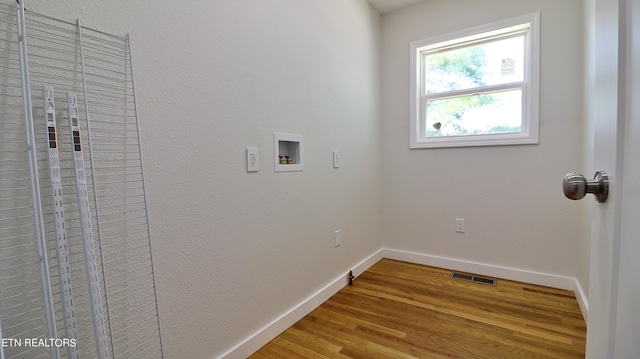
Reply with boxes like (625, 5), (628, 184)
(409, 13), (540, 149)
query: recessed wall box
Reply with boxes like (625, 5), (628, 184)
(274, 133), (303, 172)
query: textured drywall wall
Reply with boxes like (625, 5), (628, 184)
(380, 0), (584, 277)
(26, 1), (383, 357)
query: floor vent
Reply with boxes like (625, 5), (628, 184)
(451, 272), (497, 286)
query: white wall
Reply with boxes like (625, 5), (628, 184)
(381, 0), (585, 277)
(27, 1), (383, 358)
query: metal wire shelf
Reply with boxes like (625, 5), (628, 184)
(0, 2), (163, 358)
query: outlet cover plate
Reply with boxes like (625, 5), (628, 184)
(247, 147), (259, 171)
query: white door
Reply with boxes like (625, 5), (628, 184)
(612, 0), (640, 356)
(586, 0), (640, 357)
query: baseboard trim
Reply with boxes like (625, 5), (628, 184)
(573, 278), (589, 322)
(382, 248), (576, 290)
(382, 248), (588, 320)
(219, 248), (385, 359)
(221, 248), (588, 358)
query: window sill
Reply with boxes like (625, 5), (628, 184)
(410, 132), (539, 149)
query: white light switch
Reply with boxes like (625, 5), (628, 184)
(247, 147), (259, 172)
(333, 150), (340, 168)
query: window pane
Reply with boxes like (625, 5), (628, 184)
(423, 35), (524, 94)
(425, 89), (522, 137)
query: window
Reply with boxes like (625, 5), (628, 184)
(409, 13), (540, 148)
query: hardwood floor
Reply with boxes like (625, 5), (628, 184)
(250, 259), (586, 358)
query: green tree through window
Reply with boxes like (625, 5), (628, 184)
(425, 47), (488, 92)
(424, 47), (510, 137)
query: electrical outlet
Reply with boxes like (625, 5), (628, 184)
(334, 230), (341, 247)
(333, 150), (340, 168)
(455, 218), (465, 233)
(246, 147), (259, 172)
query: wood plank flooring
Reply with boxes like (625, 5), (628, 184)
(250, 259), (586, 358)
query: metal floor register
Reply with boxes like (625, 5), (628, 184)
(0, 2), (163, 358)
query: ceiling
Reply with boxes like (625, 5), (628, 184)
(367, 0), (425, 14)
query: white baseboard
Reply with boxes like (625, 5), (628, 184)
(383, 248), (589, 321)
(573, 278), (589, 322)
(220, 248), (588, 358)
(382, 248), (576, 290)
(219, 249), (384, 359)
